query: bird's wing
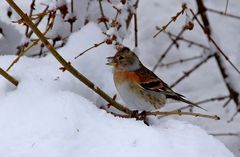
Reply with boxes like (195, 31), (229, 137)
(135, 66), (182, 96)
(135, 66), (206, 111)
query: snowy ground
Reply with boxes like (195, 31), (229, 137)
(0, 23), (235, 157)
(0, 0), (240, 157)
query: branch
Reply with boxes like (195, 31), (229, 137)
(206, 8), (240, 20)
(152, 28), (186, 71)
(109, 110), (220, 121)
(7, 15), (55, 71)
(145, 110), (220, 120)
(190, 8), (240, 75)
(126, 0), (139, 29)
(134, 12), (138, 47)
(5, 0), (133, 116)
(164, 31), (210, 50)
(74, 40), (106, 59)
(7, 39), (39, 71)
(153, 3), (188, 38)
(25, 0), (35, 36)
(6, 0), (220, 125)
(210, 132), (240, 137)
(159, 55), (204, 67)
(196, 95), (230, 104)
(224, 0), (230, 14)
(194, 0), (240, 110)
(98, 0), (109, 30)
(170, 54), (214, 88)
(0, 68), (19, 86)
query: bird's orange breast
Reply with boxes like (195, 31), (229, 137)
(114, 69), (140, 84)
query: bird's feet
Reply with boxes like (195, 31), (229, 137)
(133, 110), (149, 126)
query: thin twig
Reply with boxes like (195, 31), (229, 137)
(7, 16), (55, 71)
(164, 31), (210, 50)
(196, 95), (230, 104)
(27, 5), (49, 38)
(7, 40), (39, 71)
(210, 132), (240, 137)
(195, 0), (240, 111)
(0, 68), (19, 86)
(152, 28), (186, 71)
(126, 0), (139, 29)
(74, 40), (106, 59)
(6, 0), (220, 125)
(153, 3), (188, 38)
(190, 9), (240, 75)
(134, 12), (138, 47)
(98, 0), (109, 30)
(6, 0), (133, 116)
(223, 97), (232, 108)
(170, 54), (214, 88)
(145, 110), (220, 120)
(159, 55), (204, 67)
(71, 0), (74, 13)
(164, 95), (229, 115)
(108, 110), (220, 121)
(227, 111), (238, 123)
(224, 0), (230, 15)
(25, 0), (35, 36)
(207, 7), (240, 20)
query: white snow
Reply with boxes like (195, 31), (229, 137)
(0, 0), (240, 156)
(0, 21), (235, 157)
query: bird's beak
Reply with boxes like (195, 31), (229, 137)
(106, 56), (115, 66)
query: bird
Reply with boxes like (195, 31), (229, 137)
(106, 46), (206, 112)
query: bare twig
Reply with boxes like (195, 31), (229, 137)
(71, 0), (74, 13)
(25, 0), (35, 36)
(164, 31), (210, 50)
(6, 0), (220, 125)
(190, 9), (240, 75)
(227, 111), (238, 123)
(195, 0), (240, 110)
(153, 3), (188, 38)
(8, 15), (55, 71)
(0, 68), (19, 86)
(210, 132), (240, 136)
(159, 55), (203, 67)
(126, 0), (139, 29)
(74, 40), (106, 59)
(134, 12), (138, 47)
(207, 7), (240, 20)
(223, 97), (232, 108)
(225, 0), (230, 14)
(196, 95), (230, 105)
(6, 0), (133, 116)
(145, 110), (220, 120)
(27, 5), (49, 38)
(98, 0), (109, 30)
(152, 28), (186, 71)
(7, 40), (39, 71)
(170, 54), (214, 88)
(165, 95), (229, 114)
(109, 110), (220, 121)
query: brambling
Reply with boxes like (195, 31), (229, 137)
(107, 46), (206, 111)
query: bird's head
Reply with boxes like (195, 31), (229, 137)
(107, 47), (141, 71)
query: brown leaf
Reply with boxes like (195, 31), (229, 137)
(184, 21), (194, 30)
(97, 16), (109, 24)
(58, 4), (68, 18)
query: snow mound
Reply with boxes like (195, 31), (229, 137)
(0, 23), (234, 157)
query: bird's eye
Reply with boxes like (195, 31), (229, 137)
(118, 56), (124, 60)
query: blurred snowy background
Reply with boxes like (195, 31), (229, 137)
(0, 0), (239, 157)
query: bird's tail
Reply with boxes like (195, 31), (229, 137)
(179, 97), (207, 111)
